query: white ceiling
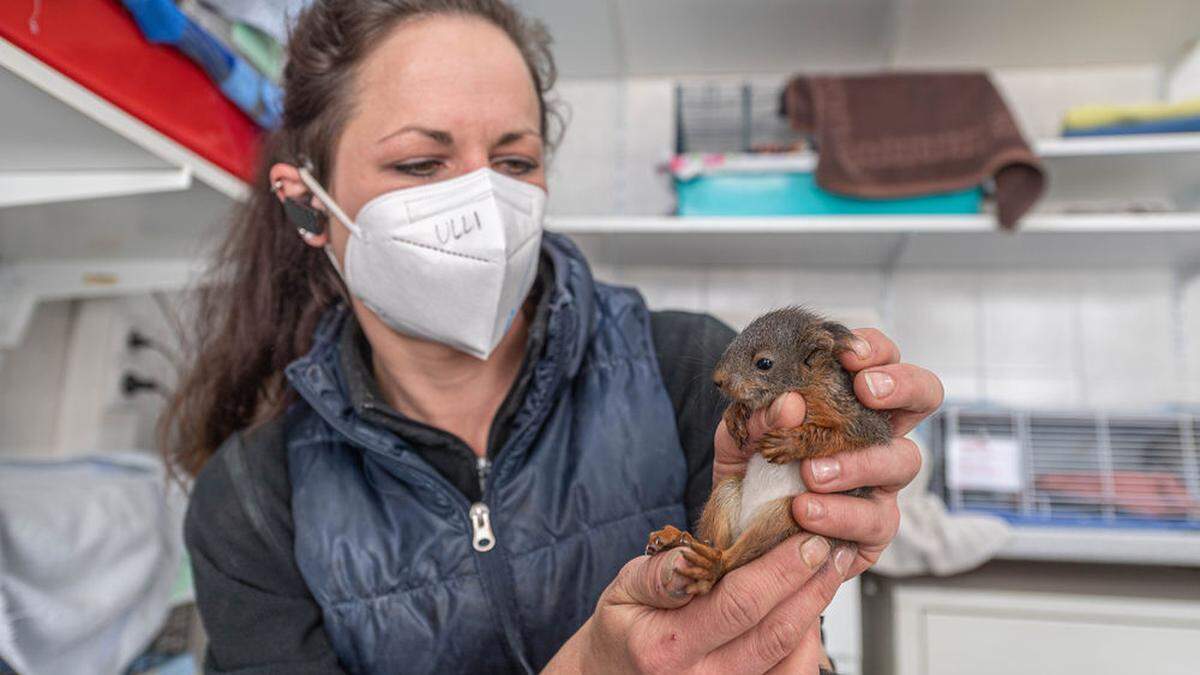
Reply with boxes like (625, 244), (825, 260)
(514, 0), (1200, 78)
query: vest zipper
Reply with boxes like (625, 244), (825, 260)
(476, 456), (491, 498)
(469, 502), (497, 552)
(470, 457), (496, 552)
(469, 456), (532, 672)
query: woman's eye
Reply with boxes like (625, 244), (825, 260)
(394, 160), (443, 177)
(755, 357), (773, 371)
(494, 158), (538, 175)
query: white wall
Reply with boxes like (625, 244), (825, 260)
(546, 65), (1163, 216)
(591, 264), (1187, 413)
(0, 295), (178, 456)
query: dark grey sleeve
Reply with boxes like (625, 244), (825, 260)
(649, 310), (737, 527)
(184, 424), (347, 675)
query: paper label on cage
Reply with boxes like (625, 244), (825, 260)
(946, 435), (1023, 493)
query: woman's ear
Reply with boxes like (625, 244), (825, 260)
(268, 162), (329, 247)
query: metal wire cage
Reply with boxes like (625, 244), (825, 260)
(929, 407), (1200, 530)
(674, 80), (805, 154)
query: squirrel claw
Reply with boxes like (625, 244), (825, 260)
(645, 525), (725, 595)
(757, 430), (804, 464)
(675, 543), (723, 594)
(645, 525), (687, 556)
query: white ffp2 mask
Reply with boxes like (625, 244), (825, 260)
(299, 166), (547, 360)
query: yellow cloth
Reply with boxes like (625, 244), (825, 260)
(1063, 98), (1200, 130)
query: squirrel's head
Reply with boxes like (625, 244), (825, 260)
(713, 307), (855, 410)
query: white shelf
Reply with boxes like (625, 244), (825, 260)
(997, 525), (1200, 567)
(553, 213), (1200, 268)
(0, 258), (203, 349)
(552, 214), (996, 234)
(0, 168), (193, 208)
(554, 212), (1200, 235)
(1035, 133), (1200, 158)
(0, 37), (248, 204)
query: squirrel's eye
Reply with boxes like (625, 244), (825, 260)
(804, 350), (817, 367)
(755, 357), (774, 371)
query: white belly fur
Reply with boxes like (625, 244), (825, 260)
(736, 454), (806, 537)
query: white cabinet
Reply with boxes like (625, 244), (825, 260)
(865, 562), (1200, 675)
(896, 588), (1200, 675)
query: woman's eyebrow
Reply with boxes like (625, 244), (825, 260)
(494, 129), (542, 147)
(377, 125), (453, 145)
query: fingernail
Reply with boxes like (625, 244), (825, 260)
(834, 546), (855, 577)
(767, 395), (787, 426)
(800, 536), (831, 569)
(811, 458), (840, 484)
(865, 371), (895, 399)
(661, 549), (690, 597)
(851, 337), (871, 359)
(806, 498), (825, 521)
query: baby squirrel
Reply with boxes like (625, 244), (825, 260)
(646, 307), (891, 595)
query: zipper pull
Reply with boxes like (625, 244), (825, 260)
(470, 502), (497, 552)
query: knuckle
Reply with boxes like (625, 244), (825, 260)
(814, 566), (843, 604)
(608, 558), (647, 603)
(870, 503), (900, 543)
(593, 603), (623, 637)
(849, 447), (881, 483)
(753, 620), (798, 665)
(896, 436), (922, 479)
(931, 375), (946, 407)
(715, 581), (764, 630)
(616, 558), (642, 587)
(885, 503), (902, 540)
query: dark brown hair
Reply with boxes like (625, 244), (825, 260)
(160, 0), (560, 477)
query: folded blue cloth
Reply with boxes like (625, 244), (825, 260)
(1062, 114), (1200, 137)
(122, 0), (282, 129)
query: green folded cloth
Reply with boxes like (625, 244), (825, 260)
(232, 22), (284, 83)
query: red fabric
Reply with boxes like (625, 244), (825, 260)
(0, 0), (261, 183)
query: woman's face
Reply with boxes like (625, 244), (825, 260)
(318, 14), (546, 265)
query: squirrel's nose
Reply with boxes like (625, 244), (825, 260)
(713, 374), (727, 390)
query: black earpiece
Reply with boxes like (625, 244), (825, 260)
(282, 196), (326, 237)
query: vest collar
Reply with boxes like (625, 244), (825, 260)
(284, 233), (597, 460)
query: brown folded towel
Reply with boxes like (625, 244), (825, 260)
(783, 72), (1045, 228)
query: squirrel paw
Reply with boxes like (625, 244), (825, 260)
(645, 526), (725, 595)
(674, 540), (724, 596)
(645, 525), (688, 556)
(757, 430), (806, 464)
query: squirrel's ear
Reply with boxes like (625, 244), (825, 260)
(820, 321), (857, 354)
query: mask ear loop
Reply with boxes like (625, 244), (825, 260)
(296, 164), (362, 238)
(295, 163), (361, 278)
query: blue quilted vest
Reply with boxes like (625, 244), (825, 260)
(283, 234), (688, 674)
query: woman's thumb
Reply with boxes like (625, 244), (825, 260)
(604, 551), (698, 610)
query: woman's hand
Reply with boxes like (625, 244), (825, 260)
(543, 530), (852, 674)
(713, 327), (942, 579)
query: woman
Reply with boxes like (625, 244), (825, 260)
(167, 1), (942, 673)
